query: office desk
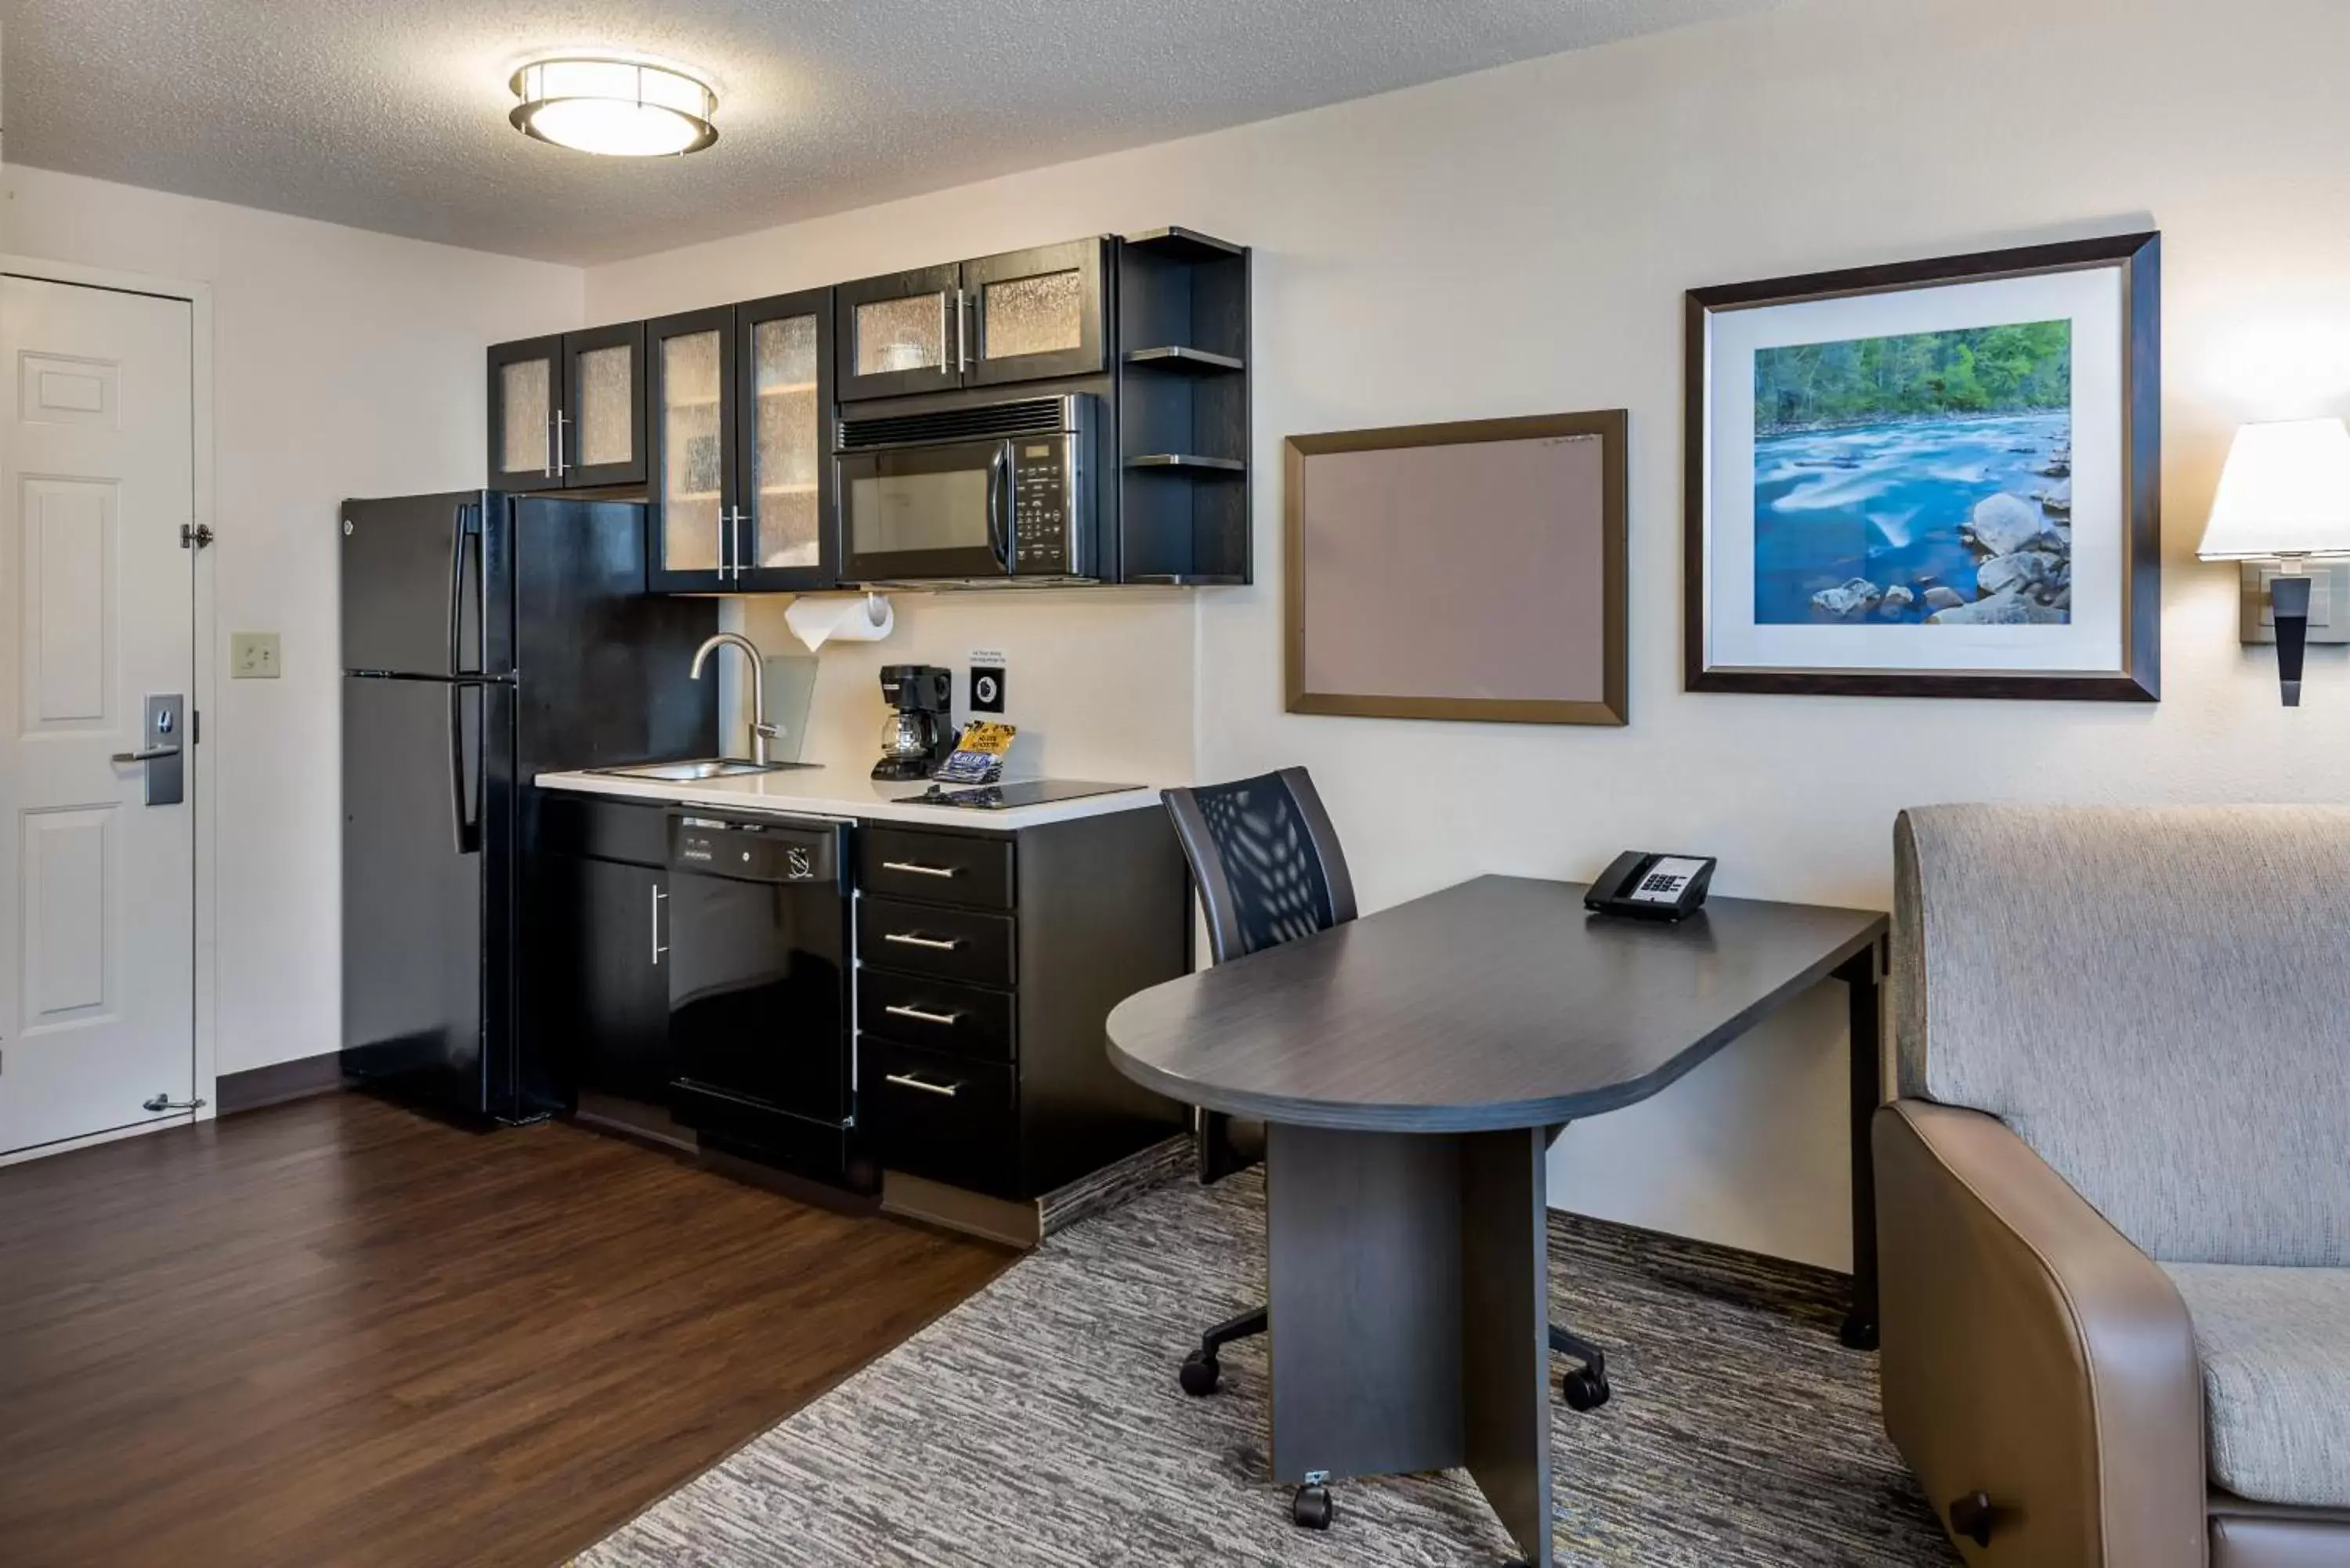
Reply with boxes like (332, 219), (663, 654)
(1104, 874), (1887, 1567)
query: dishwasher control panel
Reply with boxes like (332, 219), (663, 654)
(670, 813), (843, 886)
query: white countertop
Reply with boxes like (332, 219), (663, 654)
(534, 764), (1162, 830)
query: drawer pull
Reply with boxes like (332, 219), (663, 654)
(884, 931), (963, 952)
(885, 1071), (960, 1098)
(884, 1003), (964, 1027)
(881, 860), (959, 879)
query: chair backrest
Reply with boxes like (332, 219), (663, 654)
(1162, 768), (1358, 964)
(1893, 804), (2350, 1268)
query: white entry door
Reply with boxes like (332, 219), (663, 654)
(0, 274), (198, 1157)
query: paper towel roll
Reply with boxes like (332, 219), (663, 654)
(783, 593), (895, 652)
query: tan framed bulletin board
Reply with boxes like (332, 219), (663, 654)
(1284, 410), (1628, 724)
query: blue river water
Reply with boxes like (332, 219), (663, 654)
(1752, 410), (2070, 624)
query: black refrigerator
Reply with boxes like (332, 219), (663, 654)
(339, 491), (716, 1123)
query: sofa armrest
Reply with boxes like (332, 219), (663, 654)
(1877, 1100), (2205, 1566)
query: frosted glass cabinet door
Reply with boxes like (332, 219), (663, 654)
(486, 335), (560, 488)
(967, 238), (1108, 387)
(648, 306), (736, 588)
(747, 308), (823, 574)
(564, 320), (646, 486)
(834, 263), (962, 402)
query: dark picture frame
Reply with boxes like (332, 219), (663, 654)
(1684, 233), (2161, 701)
(1285, 410), (1629, 725)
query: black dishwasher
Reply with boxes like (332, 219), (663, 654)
(666, 811), (871, 1192)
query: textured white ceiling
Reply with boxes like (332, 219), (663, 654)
(5, 0), (1781, 266)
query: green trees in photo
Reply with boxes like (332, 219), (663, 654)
(1755, 320), (2070, 434)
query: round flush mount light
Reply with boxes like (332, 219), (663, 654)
(508, 57), (718, 157)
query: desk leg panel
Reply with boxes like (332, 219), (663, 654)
(1839, 941), (1884, 1351)
(1461, 1125), (1554, 1568)
(1265, 1124), (1465, 1483)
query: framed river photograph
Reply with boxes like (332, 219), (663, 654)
(1684, 232), (2160, 700)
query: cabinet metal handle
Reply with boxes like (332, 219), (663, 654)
(885, 1071), (960, 1098)
(880, 860), (957, 879)
(650, 886), (667, 964)
(552, 408), (570, 477)
(111, 744), (183, 764)
(884, 1003), (962, 1027)
(884, 931), (962, 952)
(954, 287), (968, 373)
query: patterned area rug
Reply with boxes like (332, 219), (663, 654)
(582, 1170), (1958, 1567)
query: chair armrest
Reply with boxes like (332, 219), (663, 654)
(1876, 1100), (2205, 1566)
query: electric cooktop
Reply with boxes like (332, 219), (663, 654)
(893, 779), (1144, 811)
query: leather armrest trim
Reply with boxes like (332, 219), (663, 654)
(1878, 1100), (2204, 1566)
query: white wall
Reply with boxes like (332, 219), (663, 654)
(5, 166), (584, 1075)
(588, 0), (2350, 1268)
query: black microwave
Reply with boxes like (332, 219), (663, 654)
(837, 394), (1096, 583)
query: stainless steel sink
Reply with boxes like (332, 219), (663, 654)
(588, 757), (818, 781)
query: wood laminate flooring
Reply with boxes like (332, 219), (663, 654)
(0, 1093), (1011, 1568)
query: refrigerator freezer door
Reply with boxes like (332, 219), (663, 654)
(341, 674), (515, 1118)
(340, 491), (512, 677)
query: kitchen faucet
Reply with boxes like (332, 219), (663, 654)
(690, 632), (780, 766)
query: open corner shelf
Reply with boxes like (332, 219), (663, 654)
(1125, 453), (1246, 473)
(1123, 226), (1246, 264)
(1123, 346), (1245, 377)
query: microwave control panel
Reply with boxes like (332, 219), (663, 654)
(1009, 435), (1084, 575)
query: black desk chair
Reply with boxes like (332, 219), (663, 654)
(1161, 768), (1613, 1412)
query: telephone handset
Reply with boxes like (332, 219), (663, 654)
(1584, 851), (1717, 923)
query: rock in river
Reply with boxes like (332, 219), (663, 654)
(1811, 577), (1883, 620)
(1927, 584), (2068, 626)
(1922, 585), (1965, 612)
(1878, 584), (1915, 618)
(1962, 493), (2063, 559)
(1975, 549), (2063, 600)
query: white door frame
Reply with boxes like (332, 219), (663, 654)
(2, 254), (219, 1155)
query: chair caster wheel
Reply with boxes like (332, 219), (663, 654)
(1178, 1353), (1220, 1396)
(1562, 1367), (1611, 1411)
(1291, 1483), (1334, 1530)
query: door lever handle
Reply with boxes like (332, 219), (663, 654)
(142, 1093), (208, 1114)
(112, 744), (183, 764)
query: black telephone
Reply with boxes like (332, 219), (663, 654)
(1585, 851), (1717, 923)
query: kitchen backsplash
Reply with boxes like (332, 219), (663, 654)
(721, 589), (1198, 785)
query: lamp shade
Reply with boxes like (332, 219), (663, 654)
(2197, 417), (2350, 560)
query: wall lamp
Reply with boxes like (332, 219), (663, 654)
(2197, 417), (2350, 706)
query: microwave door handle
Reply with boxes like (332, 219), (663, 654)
(985, 445), (1010, 570)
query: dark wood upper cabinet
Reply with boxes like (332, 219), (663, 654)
(645, 305), (737, 593)
(967, 238), (1110, 387)
(486, 325), (647, 491)
(834, 263), (964, 403)
(487, 334), (563, 490)
(732, 287), (838, 592)
(645, 290), (837, 594)
(562, 322), (649, 489)
(834, 240), (1111, 402)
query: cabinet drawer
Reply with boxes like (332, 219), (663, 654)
(531, 791), (670, 867)
(858, 897), (1015, 987)
(859, 969), (1014, 1062)
(857, 828), (1014, 910)
(866, 1039), (1017, 1194)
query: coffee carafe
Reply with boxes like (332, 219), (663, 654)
(873, 664), (954, 781)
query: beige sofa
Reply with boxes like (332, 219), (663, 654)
(1878, 805), (2350, 1567)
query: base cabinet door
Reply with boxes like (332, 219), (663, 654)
(548, 855), (671, 1103)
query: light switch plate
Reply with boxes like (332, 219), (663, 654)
(230, 631), (281, 678)
(2240, 563), (2350, 645)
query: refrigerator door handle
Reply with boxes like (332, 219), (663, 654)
(446, 502), (480, 676)
(447, 684), (481, 855)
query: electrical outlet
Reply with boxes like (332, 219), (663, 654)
(230, 631), (281, 679)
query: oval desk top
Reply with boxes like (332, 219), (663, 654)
(1105, 875), (1887, 1134)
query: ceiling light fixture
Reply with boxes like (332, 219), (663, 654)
(508, 57), (718, 157)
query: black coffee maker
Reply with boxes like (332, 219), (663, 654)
(873, 664), (954, 780)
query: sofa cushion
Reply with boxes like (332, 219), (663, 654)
(2166, 1263), (2350, 1508)
(1893, 804), (2350, 1267)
